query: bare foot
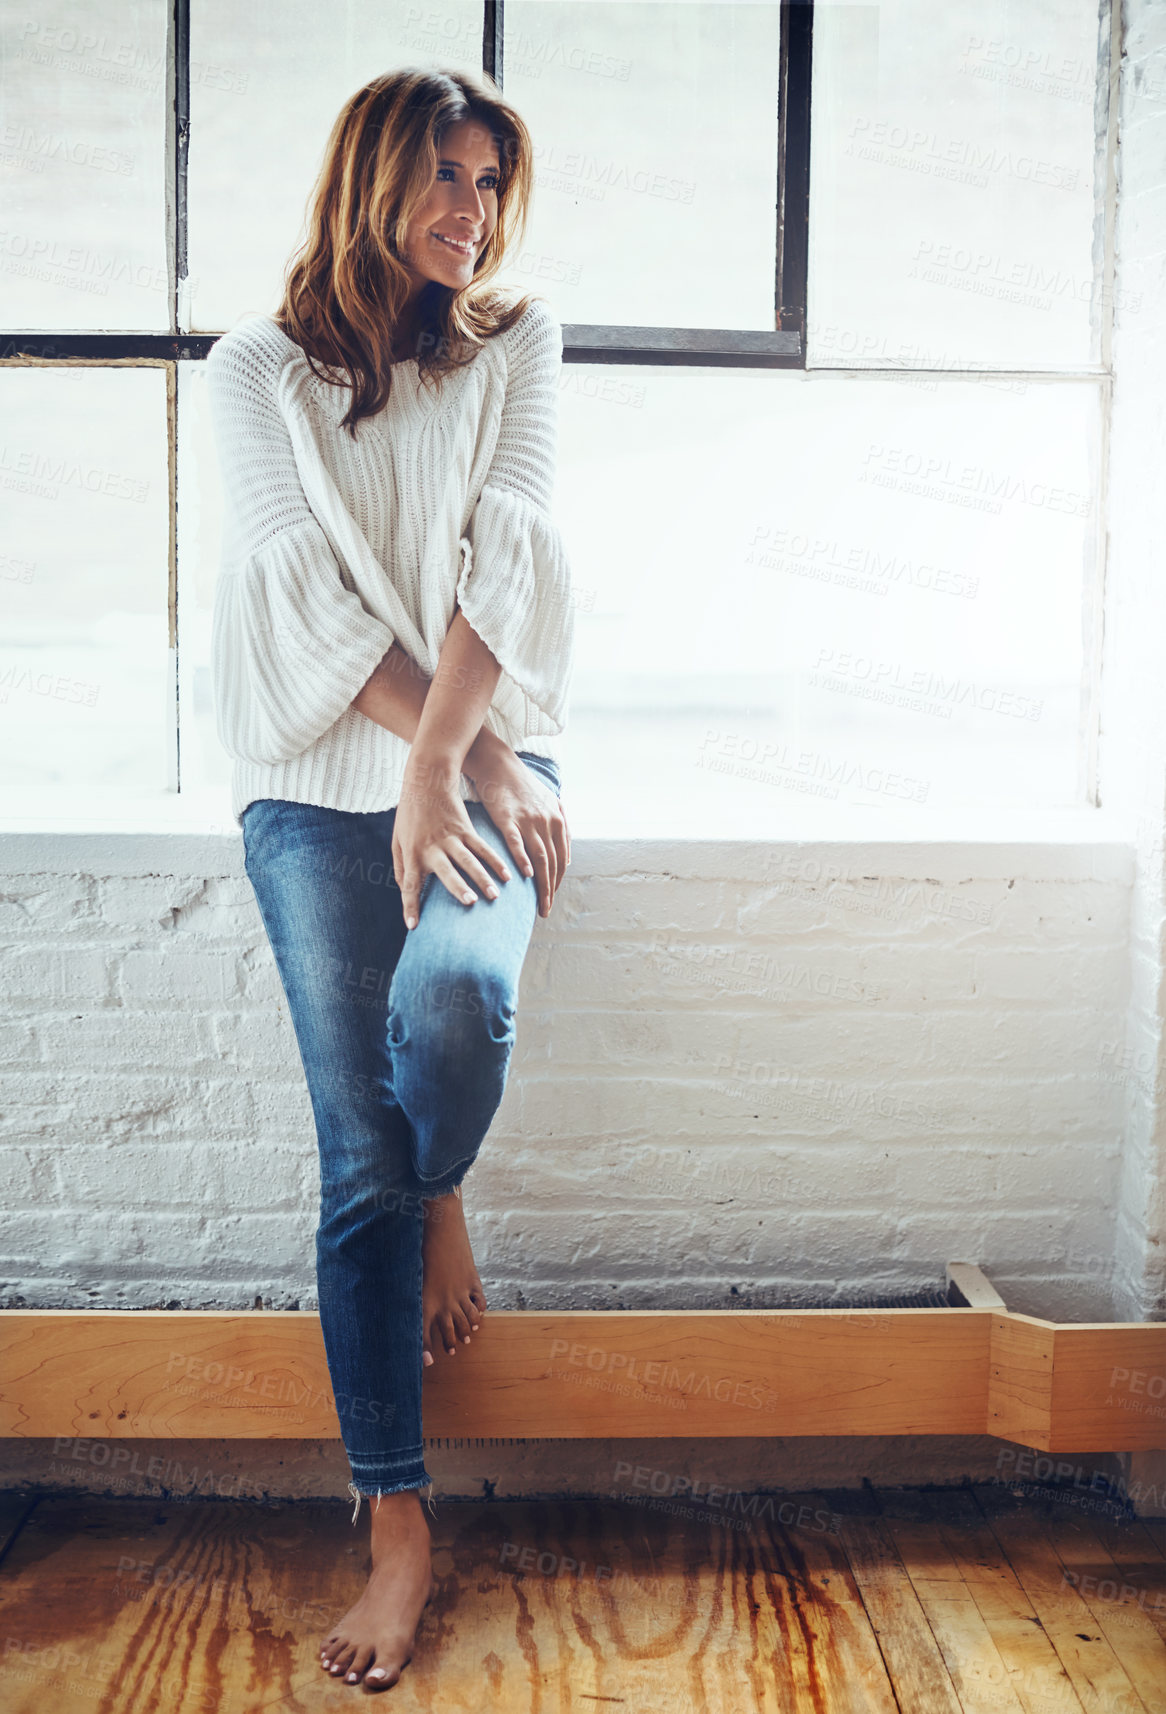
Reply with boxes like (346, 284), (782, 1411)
(421, 1184), (487, 1362)
(320, 1489), (433, 1690)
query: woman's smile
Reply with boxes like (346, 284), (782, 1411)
(430, 230), (477, 255)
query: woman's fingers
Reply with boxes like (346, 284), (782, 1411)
(396, 795), (569, 932)
(549, 811), (569, 894)
(527, 812), (571, 914)
(521, 824), (553, 917)
(503, 813), (570, 918)
(541, 802), (570, 900)
(430, 850), (482, 907)
(500, 822), (534, 879)
(464, 829), (511, 885)
(402, 842), (508, 918)
(442, 841), (501, 901)
(396, 855), (422, 930)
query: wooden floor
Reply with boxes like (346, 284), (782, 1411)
(0, 1484), (1163, 1712)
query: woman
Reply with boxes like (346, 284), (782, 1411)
(207, 67), (574, 1691)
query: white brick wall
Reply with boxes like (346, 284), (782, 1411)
(0, 835), (1132, 1326)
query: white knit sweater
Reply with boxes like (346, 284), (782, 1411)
(206, 296), (575, 827)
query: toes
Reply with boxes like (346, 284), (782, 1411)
(458, 1293), (480, 1336)
(344, 1644), (374, 1685)
(438, 1310), (458, 1356)
(424, 1313), (445, 1361)
(329, 1637), (357, 1675)
(470, 1284), (487, 1315)
(448, 1301), (473, 1344)
(364, 1662), (401, 1689)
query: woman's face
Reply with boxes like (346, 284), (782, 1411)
(399, 116), (502, 295)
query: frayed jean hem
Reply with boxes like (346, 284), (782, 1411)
(347, 1476), (435, 1525)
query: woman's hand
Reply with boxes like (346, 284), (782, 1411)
(392, 755), (512, 930)
(464, 736), (570, 920)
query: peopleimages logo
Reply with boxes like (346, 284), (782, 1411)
(810, 648), (1044, 723)
(613, 1461), (841, 1534)
(0, 230), (170, 299)
(0, 439), (149, 503)
(697, 729), (930, 803)
(0, 124), (135, 175)
(859, 442), (1091, 519)
(532, 143), (695, 204)
(549, 1339), (776, 1411)
(747, 523), (979, 600)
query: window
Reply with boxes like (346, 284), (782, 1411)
(1, 1), (1111, 832)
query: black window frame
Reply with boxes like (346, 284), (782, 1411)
(0, 0), (814, 369)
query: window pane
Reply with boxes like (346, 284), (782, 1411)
(808, 0), (1103, 370)
(187, 0), (483, 330)
(555, 366), (1097, 834)
(497, 0), (781, 328)
(0, 368), (171, 813)
(0, 0), (169, 330)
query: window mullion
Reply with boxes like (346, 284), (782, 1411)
(483, 0), (503, 87)
(170, 0), (191, 337)
(168, 0), (189, 791)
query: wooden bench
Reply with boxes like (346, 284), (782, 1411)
(3, 1266), (1163, 1454)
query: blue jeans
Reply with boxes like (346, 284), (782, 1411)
(241, 751), (560, 1514)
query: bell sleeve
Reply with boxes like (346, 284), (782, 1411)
(205, 321), (397, 766)
(455, 298), (575, 734)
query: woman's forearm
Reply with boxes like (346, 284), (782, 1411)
(408, 609), (502, 788)
(349, 627), (506, 783)
(351, 641), (431, 742)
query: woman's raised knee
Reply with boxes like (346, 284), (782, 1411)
(388, 967), (514, 1055)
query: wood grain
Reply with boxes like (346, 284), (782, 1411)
(882, 1487), (1087, 1714)
(972, 1483), (1155, 1714)
(0, 1494), (903, 1714)
(3, 1307), (1162, 1452)
(1049, 1327), (1166, 1454)
(874, 1489), (1045, 1714)
(827, 1492), (964, 1714)
(3, 1488), (1145, 1714)
(990, 1313), (1056, 1449)
(0, 1308), (990, 1440)
(1038, 1494), (1166, 1706)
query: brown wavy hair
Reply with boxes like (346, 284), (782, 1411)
(274, 67), (539, 436)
